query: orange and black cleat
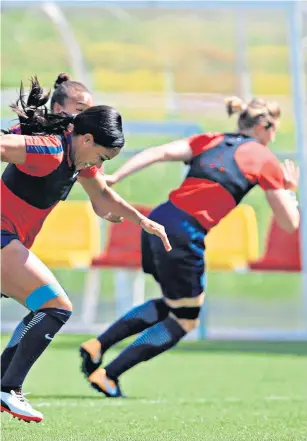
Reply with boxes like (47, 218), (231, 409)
(88, 369), (125, 398)
(80, 338), (103, 377)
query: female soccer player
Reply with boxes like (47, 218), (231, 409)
(80, 97), (300, 398)
(50, 72), (93, 114)
(10, 72), (120, 223)
(0, 73), (119, 397)
(0, 77), (171, 422)
(9, 72), (94, 129)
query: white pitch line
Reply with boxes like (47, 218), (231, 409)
(34, 396), (305, 409)
(264, 396), (300, 401)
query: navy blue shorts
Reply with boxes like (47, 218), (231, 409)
(142, 201), (207, 300)
(1, 229), (20, 249)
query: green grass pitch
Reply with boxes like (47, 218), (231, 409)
(1, 335), (306, 441)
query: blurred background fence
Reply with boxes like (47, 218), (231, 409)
(1, 0), (307, 340)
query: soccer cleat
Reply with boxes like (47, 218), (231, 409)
(0, 389), (43, 423)
(80, 338), (103, 377)
(88, 368), (125, 398)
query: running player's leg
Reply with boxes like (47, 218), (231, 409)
(89, 223), (206, 397)
(0, 231), (33, 379)
(89, 293), (205, 397)
(80, 230), (169, 376)
(80, 298), (170, 376)
(1, 311), (34, 380)
(1, 238), (72, 422)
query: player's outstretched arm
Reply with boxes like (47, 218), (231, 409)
(105, 139), (193, 186)
(0, 134), (27, 164)
(78, 173), (172, 252)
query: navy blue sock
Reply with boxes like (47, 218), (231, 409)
(1, 311), (34, 379)
(105, 316), (186, 380)
(97, 298), (169, 352)
(1, 308), (71, 391)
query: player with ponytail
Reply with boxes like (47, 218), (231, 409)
(0, 77), (170, 421)
(80, 96), (300, 398)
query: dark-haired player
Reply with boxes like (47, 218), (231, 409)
(0, 77), (171, 421)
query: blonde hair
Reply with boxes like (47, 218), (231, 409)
(225, 96), (281, 130)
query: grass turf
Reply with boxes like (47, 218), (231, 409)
(1, 336), (306, 441)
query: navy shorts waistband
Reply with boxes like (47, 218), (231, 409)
(149, 201), (207, 237)
(1, 230), (20, 249)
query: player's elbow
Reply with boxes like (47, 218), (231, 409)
(154, 146), (171, 162)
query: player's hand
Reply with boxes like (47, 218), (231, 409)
(139, 218), (172, 252)
(281, 159), (299, 192)
(104, 174), (118, 187)
(103, 212), (124, 223)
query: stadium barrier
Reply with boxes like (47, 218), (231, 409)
(31, 200), (100, 268)
(206, 204), (259, 271)
(249, 217), (301, 272)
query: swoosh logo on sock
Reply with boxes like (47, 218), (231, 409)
(45, 334), (53, 341)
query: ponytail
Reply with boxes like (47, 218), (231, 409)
(9, 76), (125, 150)
(53, 72), (72, 90)
(10, 77), (75, 135)
(225, 96), (247, 117)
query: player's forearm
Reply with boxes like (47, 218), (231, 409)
(275, 207), (300, 233)
(113, 147), (163, 183)
(94, 185), (145, 225)
(266, 189), (300, 233)
(278, 196), (300, 232)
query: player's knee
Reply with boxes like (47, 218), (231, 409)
(50, 295), (73, 312)
(153, 297), (170, 319)
(25, 283), (72, 313)
(175, 317), (199, 333)
(169, 305), (201, 333)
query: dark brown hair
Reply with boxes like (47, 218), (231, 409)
(10, 76), (124, 149)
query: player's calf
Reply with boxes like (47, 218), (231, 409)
(1, 311), (35, 379)
(88, 295), (204, 396)
(102, 315), (187, 386)
(80, 298), (169, 377)
(1, 284), (72, 397)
